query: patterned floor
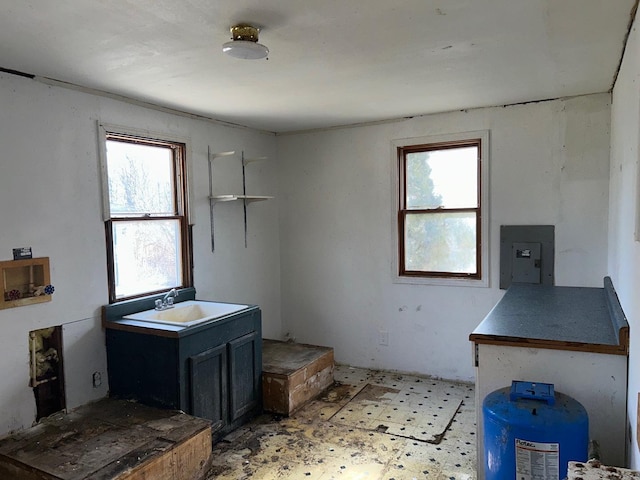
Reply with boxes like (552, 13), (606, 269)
(207, 365), (477, 479)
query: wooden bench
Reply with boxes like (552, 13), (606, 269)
(262, 339), (334, 416)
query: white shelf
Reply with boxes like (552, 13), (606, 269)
(209, 150), (235, 160)
(208, 148), (273, 251)
(242, 156), (268, 166)
(209, 195), (274, 203)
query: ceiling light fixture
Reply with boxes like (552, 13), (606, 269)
(222, 24), (269, 60)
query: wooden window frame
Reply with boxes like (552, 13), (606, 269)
(392, 131), (489, 287)
(99, 125), (193, 303)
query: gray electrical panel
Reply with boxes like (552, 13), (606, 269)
(511, 242), (541, 284)
(500, 226), (554, 289)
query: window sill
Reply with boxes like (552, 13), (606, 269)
(392, 274), (489, 288)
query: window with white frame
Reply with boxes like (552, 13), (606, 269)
(394, 131), (489, 285)
(99, 126), (192, 302)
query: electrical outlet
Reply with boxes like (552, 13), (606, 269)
(92, 371), (102, 388)
(379, 330), (389, 346)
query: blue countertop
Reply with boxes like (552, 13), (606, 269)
(469, 278), (628, 355)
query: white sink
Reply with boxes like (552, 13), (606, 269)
(123, 300), (249, 327)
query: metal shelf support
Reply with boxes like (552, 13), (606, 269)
(208, 148), (271, 251)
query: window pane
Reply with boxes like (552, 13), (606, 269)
(112, 220), (182, 299)
(106, 140), (175, 216)
(406, 146), (478, 209)
(404, 212), (477, 273)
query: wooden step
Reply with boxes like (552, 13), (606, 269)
(0, 398), (212, 480)
(262, 339), (334, 416)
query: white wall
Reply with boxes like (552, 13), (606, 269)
(609, 14), (640, 468)
(0, 63), (616, 440)
(277, 94), (611, 382)
(0, 72), (281, 436)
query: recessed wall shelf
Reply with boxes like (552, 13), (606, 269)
(208, 148), (273, 251)
(1, 257), (52, 309)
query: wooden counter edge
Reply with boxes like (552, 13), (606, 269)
(469, 333), (628, 356)
(101, 308), (180, 338)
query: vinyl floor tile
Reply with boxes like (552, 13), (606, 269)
(206, 366), (476, 479)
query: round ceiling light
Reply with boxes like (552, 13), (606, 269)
(222, 24), (269, 60)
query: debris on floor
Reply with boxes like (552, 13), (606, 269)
(207, 366), (476, 479)
(568, 459), (640, 479)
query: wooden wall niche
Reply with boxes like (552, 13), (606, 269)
(1, 257), (52, 309)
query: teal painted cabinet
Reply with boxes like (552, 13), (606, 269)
(105, 300), (262, 441)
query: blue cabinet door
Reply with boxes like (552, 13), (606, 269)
(228, 331), (260, 421)
(189, 344), (227, 433)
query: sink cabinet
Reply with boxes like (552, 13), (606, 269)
(188, 330), (260, 433)
(104, 297), (261, 440)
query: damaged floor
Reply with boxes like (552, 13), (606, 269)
(207, 366), (476, 480)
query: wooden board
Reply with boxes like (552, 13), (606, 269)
(0, 399), (211, 480)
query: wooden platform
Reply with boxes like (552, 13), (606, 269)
(262, 339), (334, 416)
(0, 398), (212, 480)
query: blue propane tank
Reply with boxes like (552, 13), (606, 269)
(483, 381), (588, 480)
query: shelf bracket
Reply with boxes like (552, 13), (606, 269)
(208, 148), (270, 252)
(208, 148), (236, 252)
(241, 152), (248, 248)
(240, 152), (270, 247)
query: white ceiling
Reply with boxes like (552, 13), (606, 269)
(1, 0), (636, 133)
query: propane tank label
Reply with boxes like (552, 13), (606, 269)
(514, 438), (559, 480)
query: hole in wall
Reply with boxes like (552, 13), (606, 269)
(29, 326), (65, 420)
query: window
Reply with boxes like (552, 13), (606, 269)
(394, 131), (489, 285)
(99, 125), (192, 302)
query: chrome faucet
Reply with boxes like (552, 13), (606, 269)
(155, 288), (178, 310)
